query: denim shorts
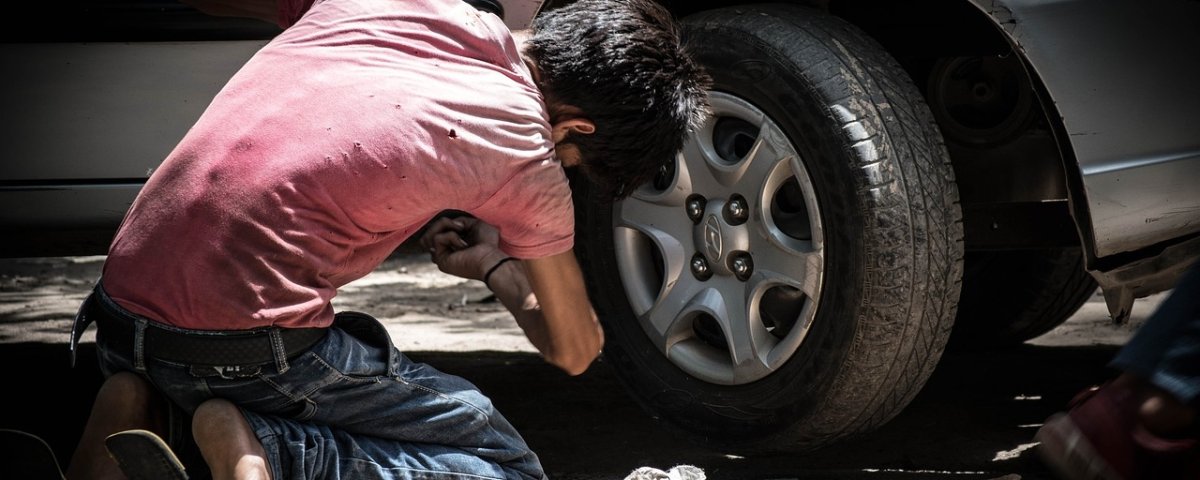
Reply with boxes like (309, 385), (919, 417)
(88, 285), (545, 480)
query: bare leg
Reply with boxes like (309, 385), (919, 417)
(193, 398), (272, 480)
(65, 372), (168, 480)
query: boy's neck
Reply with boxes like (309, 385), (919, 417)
(511, 28), (532, 46)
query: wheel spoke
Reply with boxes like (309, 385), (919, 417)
(679, 134), (724, 192)
(728, 124), (791, 193)
(744, 271), (818, 369)
(710, 280), (776, 380)
(612, 221), (689, 317)
(747, 236), (821, 298)
(614, 195), (695, 244)
(641, 276), (707, 352)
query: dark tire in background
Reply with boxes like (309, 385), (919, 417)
(949, 248), (1098, 348)
(573, 5), (964, 452)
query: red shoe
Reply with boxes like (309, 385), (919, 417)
(1035, 383), (1200, 480)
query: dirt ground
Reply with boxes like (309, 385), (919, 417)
(0, 254), (1167, 480)
(0, 253), (530, 351)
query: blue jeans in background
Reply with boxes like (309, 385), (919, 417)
(1109, 259), (1200, 407)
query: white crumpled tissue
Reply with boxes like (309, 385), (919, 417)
(623, 465), (706, 480)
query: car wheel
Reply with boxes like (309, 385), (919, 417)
(949, 248), (1098, 348)
(572, 5), (964, 451)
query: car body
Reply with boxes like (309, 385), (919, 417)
(3, 0), (1197, 452)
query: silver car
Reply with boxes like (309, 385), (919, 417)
(3, 0), (1198, 453)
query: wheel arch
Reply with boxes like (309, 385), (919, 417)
(659, 0), (1101, 289)
(659, 0), (1114, 332)
(812, 0), (1200, 322)
(635, 0), (1092, 251)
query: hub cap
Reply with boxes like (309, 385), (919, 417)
(612, 92), (825, 385)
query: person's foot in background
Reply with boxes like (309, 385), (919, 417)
(1036, 373), (1199, 480)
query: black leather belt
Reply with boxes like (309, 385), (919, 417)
(88, 295), (327, 368)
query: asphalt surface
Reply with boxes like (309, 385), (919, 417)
(0, 255), (1166, 480)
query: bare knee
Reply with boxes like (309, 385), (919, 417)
(65, 372), (165, 480)
(92, 372), (166, 430)
(192, 399), (271, 480)
(193, 398), (245, 439)
(96, 371), (156, 407)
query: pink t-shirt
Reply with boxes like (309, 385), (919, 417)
(101, 0), (574, 330)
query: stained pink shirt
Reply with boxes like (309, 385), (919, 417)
(101, 0), (574, 330)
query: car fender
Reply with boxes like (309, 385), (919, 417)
(966, 0), (1200, 260)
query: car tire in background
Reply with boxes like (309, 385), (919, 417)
(949, 248), (1098, 349)
(573, 5), (964, 452)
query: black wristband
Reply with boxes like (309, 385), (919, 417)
(483, 257), (517, 288)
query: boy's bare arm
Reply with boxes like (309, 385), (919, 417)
(489, 251), (604, 376)
(421, 217), (604, 375)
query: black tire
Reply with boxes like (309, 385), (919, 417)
(949, 248), (1098, 348)
(573, 5), (964, 452)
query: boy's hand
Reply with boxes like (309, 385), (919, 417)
(419, 217), (509, 281)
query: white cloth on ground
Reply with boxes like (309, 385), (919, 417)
(623, 465), (706, 480)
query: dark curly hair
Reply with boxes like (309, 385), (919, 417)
(527, 0), (711, 200)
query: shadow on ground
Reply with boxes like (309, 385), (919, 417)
(2, 340), (1118, 480)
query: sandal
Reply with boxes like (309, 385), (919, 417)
(105, 429), (189, 480)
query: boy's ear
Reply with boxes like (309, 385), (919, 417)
(551, 118), (595, 143)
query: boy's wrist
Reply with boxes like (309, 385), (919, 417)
(481, 254), (516, 286)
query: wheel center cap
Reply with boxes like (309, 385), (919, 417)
(703, 214), (723, 260)
(693, 199), (751, 275)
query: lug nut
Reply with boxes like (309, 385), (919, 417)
(691, 253), (713, 281)
(729, 252), (753, 281)
(686, 195), (706, 224)
(725, 194), (749, 225)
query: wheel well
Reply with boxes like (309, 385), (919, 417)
(638, 0), (1086, 252)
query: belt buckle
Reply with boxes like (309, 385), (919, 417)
(190, 364), (263, 379)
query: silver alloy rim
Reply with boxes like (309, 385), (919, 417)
(613, 92), (825, 385)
